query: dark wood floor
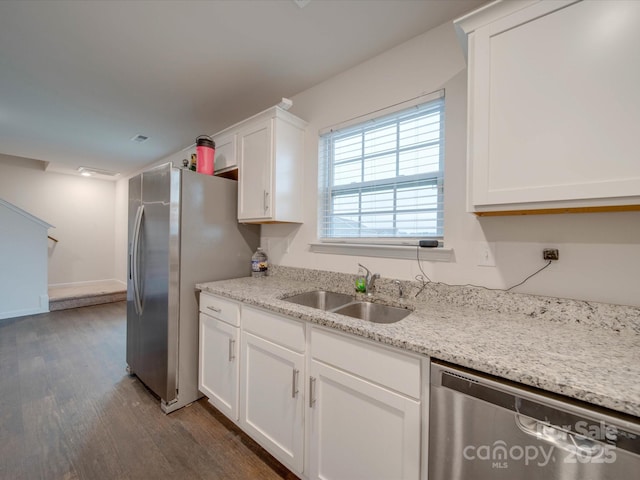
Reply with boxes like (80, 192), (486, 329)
(0, 301), (298, 480)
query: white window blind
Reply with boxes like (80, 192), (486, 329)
(318, 94), (444, 243)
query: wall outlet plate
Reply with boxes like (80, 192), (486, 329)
(543, 248), (559, 261)
(477, 242), (496, 267)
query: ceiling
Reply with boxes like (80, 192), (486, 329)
(0, 0), (485, 178)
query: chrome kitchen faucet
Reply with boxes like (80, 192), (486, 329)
(358, 263), (380, 296)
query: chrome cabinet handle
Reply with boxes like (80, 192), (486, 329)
(206, 305), (222, 313)
(309, 376), (316, 408)
(263, 190), (269, 213)
(228, 339), (235, 361)
(292, 369), (299, 398)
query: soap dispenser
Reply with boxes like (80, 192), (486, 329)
(355, 266), (367, 293)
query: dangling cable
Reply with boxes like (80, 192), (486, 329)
(504, 261), (552, 291)
(413, 245), (555, 297)
(415, 246), (432, 297)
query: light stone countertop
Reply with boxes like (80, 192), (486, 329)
(196, 266), (640, 418)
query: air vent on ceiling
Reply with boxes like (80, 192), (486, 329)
(131, 134), (149, 143)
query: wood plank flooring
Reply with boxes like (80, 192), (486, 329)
(0, 302), (298, 480)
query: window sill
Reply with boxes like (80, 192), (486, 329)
(309, 242), (454, 262)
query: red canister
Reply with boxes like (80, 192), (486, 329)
(196, 135), (215, 175)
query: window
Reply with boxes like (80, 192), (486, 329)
(318, 93), (444, 244)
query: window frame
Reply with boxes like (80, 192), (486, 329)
(318, 91), (445, 246)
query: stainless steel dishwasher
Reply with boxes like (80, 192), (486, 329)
(429, 361), (640, 480)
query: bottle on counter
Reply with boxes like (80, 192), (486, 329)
(251, 247), (268, 277)
(355, 266), (367, 293)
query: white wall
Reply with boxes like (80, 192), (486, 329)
(0, 202), (50, 319)
(0, 155), (119, 287)
(114, 177), (128, 286)
(262, 21), (640, 307)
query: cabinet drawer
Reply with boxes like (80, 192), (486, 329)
(311, 327), (420, 399)
(243, 306), (305, 353)
(199, 293), (240, 327)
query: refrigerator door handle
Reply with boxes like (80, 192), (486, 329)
(131, 204), (144, 315)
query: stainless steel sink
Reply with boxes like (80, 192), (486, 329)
(283, 290), (411, 324)
(283, 290), (354, 311)
(333, 301), (412, 324)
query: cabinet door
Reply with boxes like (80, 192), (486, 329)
(213, 131), (236, 172)
(309, 360), (420, 480)
(198, 313), (239, 421)
(238, 118), (273, 221)
(465, 0), (640, 211)
(240, 331), (304, 474)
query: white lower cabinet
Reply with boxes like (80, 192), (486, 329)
(198, 296), (240, 421)
(309, 361), (421, 480)
(308, 327), (422, 480)
(240, 306), (306, 475)
(198, 294), (424, 479)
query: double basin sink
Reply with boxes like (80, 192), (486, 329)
(282, 290), (412, 324)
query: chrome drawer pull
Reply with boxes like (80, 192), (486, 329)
(207, 305), (222, 313)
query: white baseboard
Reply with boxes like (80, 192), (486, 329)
(0, 306), (48, 321)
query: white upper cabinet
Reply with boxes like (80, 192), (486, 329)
(213, 106), (306, 223)
(237, 108), (306, 223)
(237, 117), (274, 222)
(455, 0), (640, 215)
(212, 131), (237, 173)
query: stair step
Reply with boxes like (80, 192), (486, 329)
(49, 291), (126, 311)
(48, 281), (126, 311)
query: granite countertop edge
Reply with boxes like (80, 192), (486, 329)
(196, 276), (640, 419)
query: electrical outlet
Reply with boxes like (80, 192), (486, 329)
(543, 248), (559, 261)
(477, 242), (496, 267)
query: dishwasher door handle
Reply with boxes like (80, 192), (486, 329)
(515, 413), (602, 456)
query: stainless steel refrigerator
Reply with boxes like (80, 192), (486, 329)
(127, 162), (259, 413)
